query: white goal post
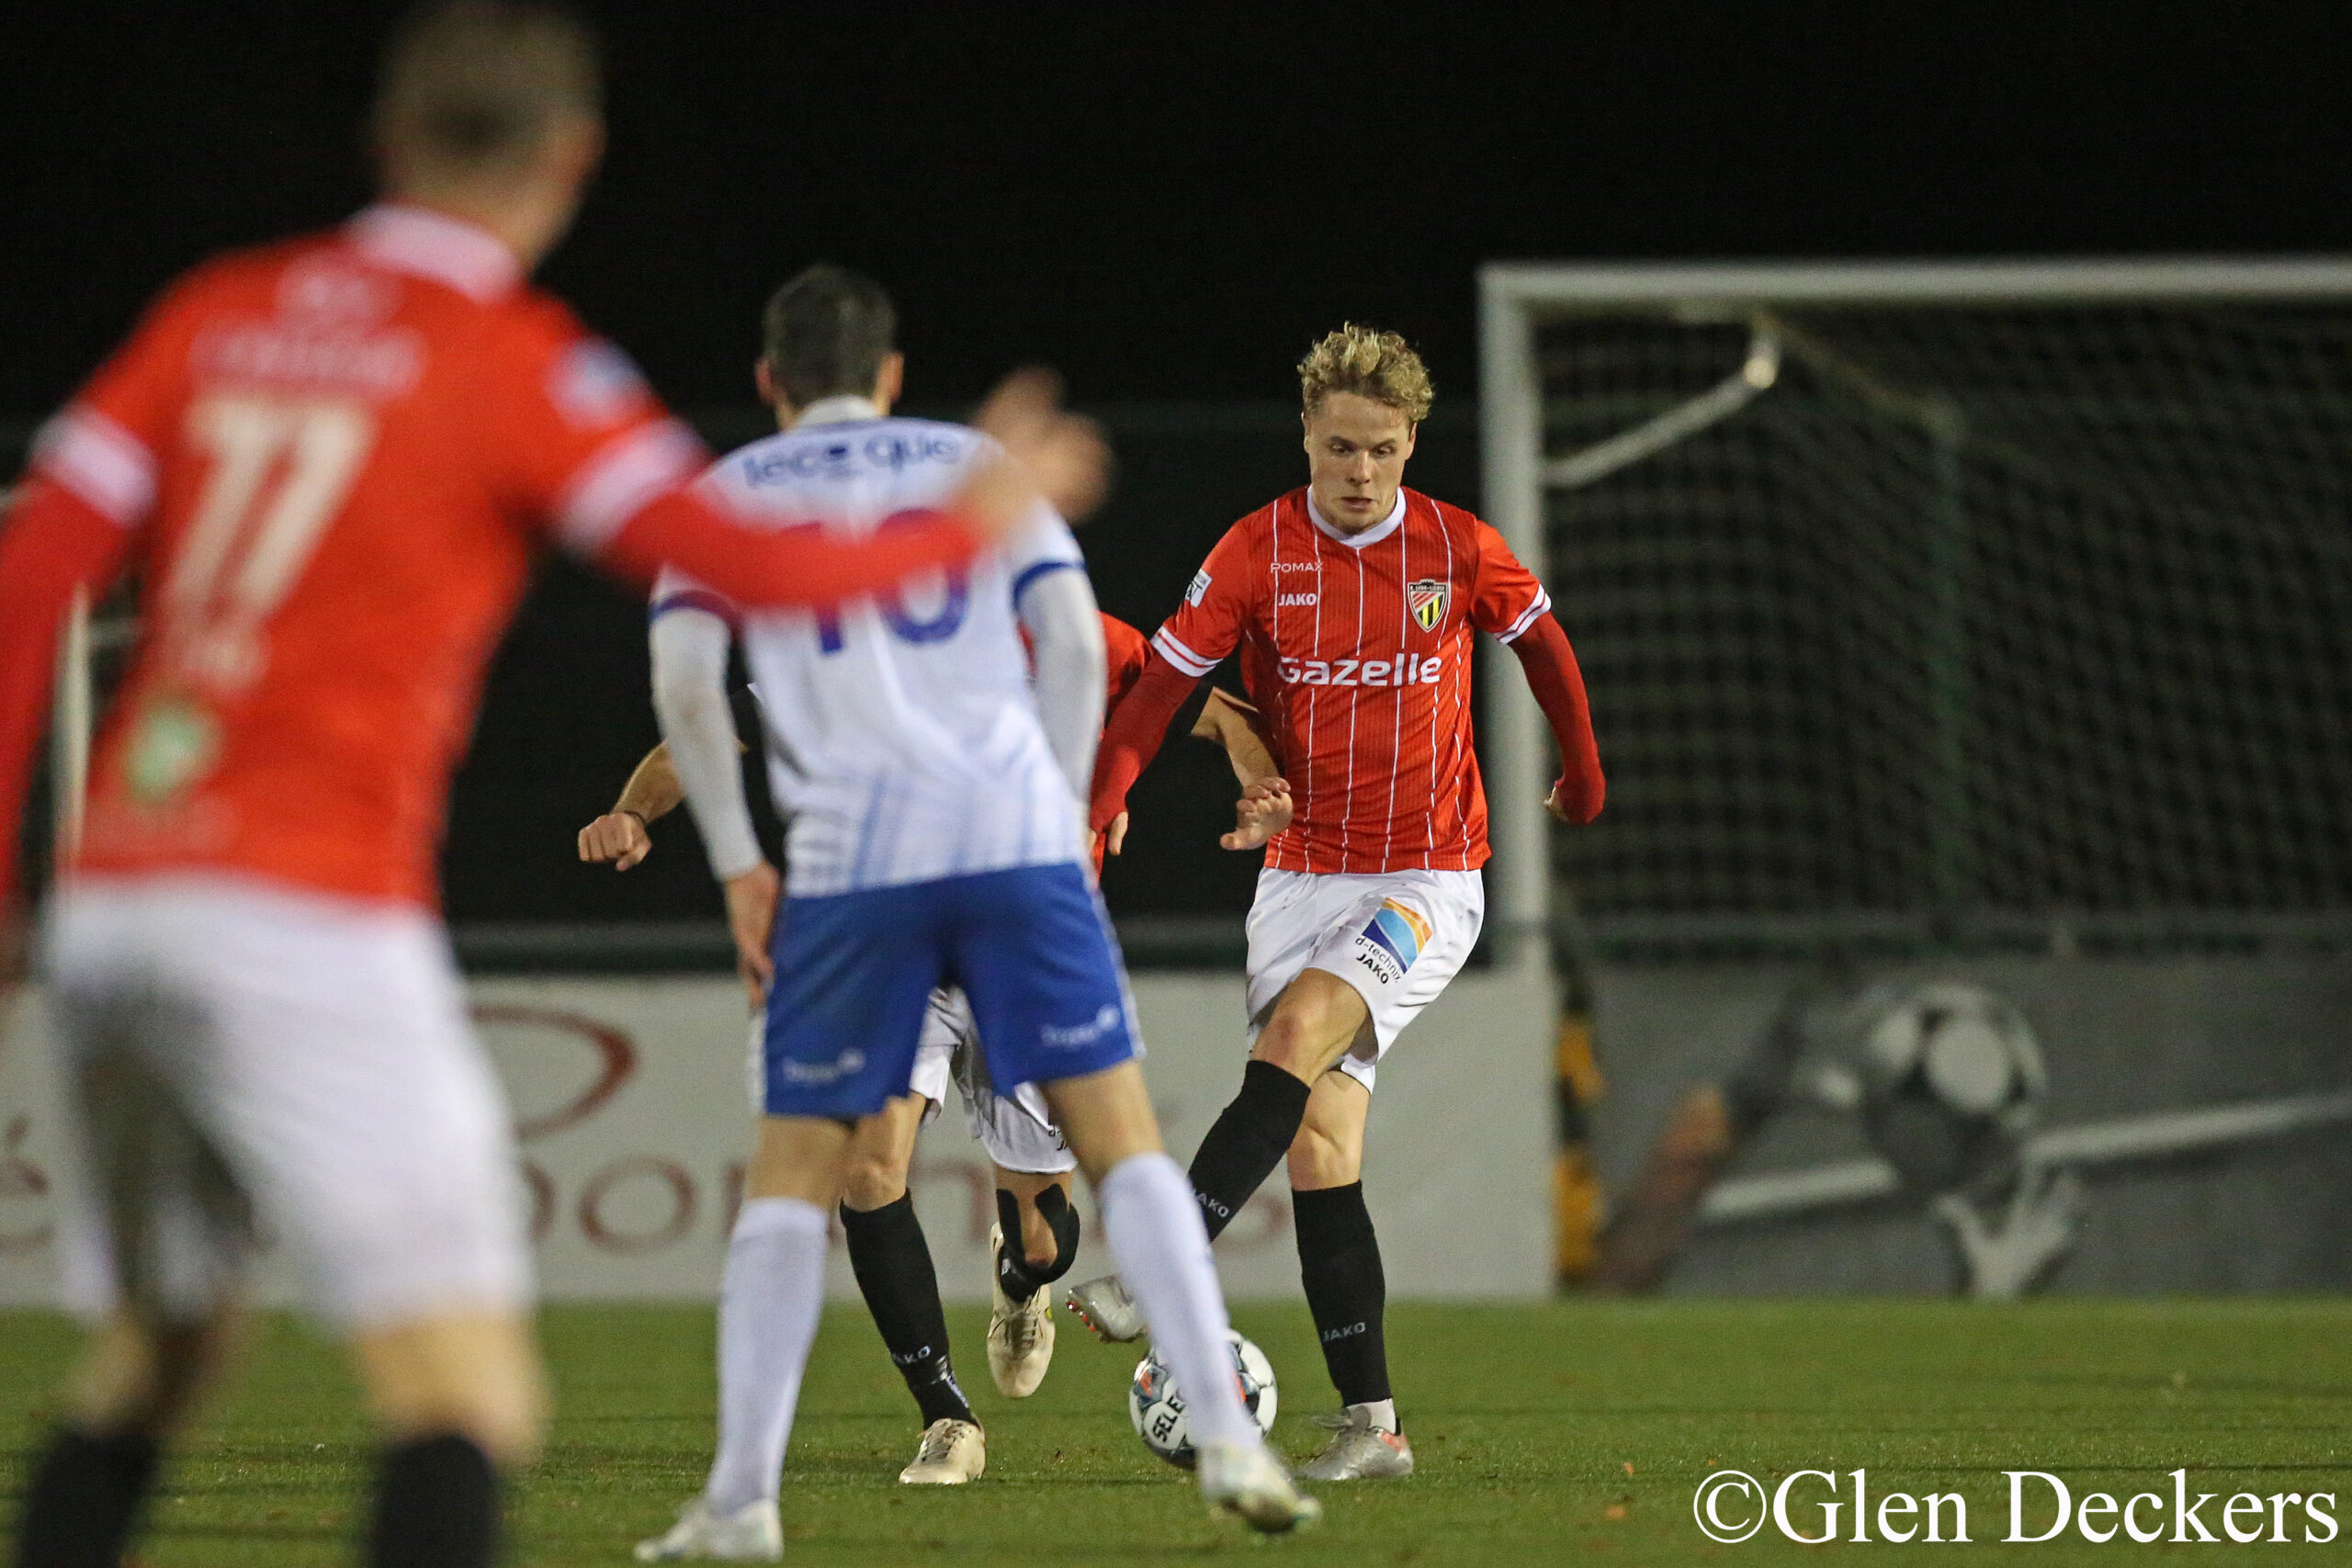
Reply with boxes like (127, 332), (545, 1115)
(1479, 256), (2352, 953)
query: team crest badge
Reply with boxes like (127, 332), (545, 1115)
(1408, 579), (1449, 632)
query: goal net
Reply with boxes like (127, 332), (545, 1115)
(1481, 261), (2352, 951)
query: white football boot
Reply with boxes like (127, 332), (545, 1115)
(1197, 1439), (1322, 1534)
(986, 1224), (1057, 1397)
(1063, 1273), (1147, 1343)
(898, 1416), (986, 1484)
(1296, 1405), (1416, 1481)
(632, 1495), (782, 1561)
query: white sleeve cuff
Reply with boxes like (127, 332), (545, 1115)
(554, 419), (706, 555)
(1496, 588), (1554, 645)
(1151, 626), (1218, 677)
(33, 406), (155, 525)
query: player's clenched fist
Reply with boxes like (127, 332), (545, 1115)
(1222, 778), (1293, 852)
(578, 810), (652, 870)
(966, 368), (1112, 529)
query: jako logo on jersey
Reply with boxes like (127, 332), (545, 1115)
(1352, 899), (1431, 985)
(1278, 654), (1444, 687)
(1041, 1004), (1124, 1049)
(1277, 592), (1318, 606)
(1187, 569), (1213, 606)
(1408, 579), (1451, 632)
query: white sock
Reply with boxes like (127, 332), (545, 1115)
(1100, 1152), (1260, 1449)
(703, 1197), (829, 1512)
(1353, 1398), (1398, 1432)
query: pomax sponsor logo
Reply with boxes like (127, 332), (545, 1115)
(1692, 1468), (2337, 1546)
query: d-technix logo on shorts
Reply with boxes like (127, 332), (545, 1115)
(1692, 1468), (2339, 1546)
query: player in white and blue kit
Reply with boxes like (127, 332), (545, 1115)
(633, 267), (1317, 1559)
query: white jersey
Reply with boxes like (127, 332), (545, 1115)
(653, 401), (1089, 897)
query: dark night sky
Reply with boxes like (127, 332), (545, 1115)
(7, 4), (2352, 420)
(11, 3), (2352, 931)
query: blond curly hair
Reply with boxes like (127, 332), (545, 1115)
(1297, 323), (1433, 424)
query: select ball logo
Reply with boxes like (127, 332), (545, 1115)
(1128, 1332), (1278, 1469)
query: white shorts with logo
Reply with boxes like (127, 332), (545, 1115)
(1244, 866), (1487, 1092)
(42, 875), (532, 1331)
(744, 987), (1075, 1175)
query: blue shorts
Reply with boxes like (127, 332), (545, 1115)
(760, 862), (1141, 1121)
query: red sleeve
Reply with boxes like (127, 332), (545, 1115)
(1087, 652), (1200, 832)
(0, 278), (193, 899)
(1100, 614), (1151, 709)
(1510, 613), (1605, 824)
(599, 488), (981, 607)
(1147, 520), (1259, 679)
(1466, 517), (1555, 645)
(0, 482), (141, 899)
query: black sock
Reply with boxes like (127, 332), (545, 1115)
(840, 1194), (974, 1427)
(994, 1186), (1081, 1303)
(1186, 1060), (1312, 1241)
(14, 1426), (161, 1568)
(367, 1433), (499, 1568)
(1294, 1181), (1393, 1409)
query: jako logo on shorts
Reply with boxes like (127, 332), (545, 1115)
(1354, 899), (1431, 985)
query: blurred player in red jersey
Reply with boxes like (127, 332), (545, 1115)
(0, 7), (1104, 1566)
(1069, 324), (1604, 1482)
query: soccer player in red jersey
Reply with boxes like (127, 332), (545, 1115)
(1069, 324), (1604, 1482)
(0, 8), (1103, 1565)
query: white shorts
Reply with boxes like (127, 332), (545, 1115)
(745, 987), (1074, 1176)
(42, 875), (532, 1331)
(1244, 866), (1486, 1093)
(925, 989), (1076, 1176)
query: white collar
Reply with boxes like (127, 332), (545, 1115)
(792, 396), (884, 429)
(345, 203), (522, 302)
(1306, 488), (1407, 549)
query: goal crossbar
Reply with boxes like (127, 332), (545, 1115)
(1476, 255), (2352, 963)
(1483, 254), (2352, 312)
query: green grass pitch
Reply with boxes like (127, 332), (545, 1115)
(2, 1299), (2347, 1564)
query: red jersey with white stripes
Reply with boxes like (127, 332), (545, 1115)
(8, 204), (983, 910)
(1150, 487), (1552, 874)
(40, 206), (712, 906)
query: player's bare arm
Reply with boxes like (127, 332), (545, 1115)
(578, 742), (683, 868)
(1191, 688), (1293, 852)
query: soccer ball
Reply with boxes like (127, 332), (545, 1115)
(1854, 981), (2046, 1194)
(1128, 1331), (1278, 1470)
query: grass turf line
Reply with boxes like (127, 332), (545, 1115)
(1, 1299), (2347, 1564)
